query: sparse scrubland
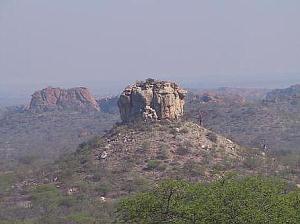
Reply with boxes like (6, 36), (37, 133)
(0, 84), (300, 223)
(0, 120), (298, 223)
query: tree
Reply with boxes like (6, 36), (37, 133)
(116, 176), (300, 224)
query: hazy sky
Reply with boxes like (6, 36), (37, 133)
(1, 0), (300, 98)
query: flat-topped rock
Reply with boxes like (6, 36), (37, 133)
(29, 87), (100, 113)
(118, 78), (187, 122)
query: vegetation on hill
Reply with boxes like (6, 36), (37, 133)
(81, 85), (300, 153)
(0, 110), (118, 171)
(185, 88), (300, 152)
(0, 84), (300, 223)
(0, 120), (295, 223)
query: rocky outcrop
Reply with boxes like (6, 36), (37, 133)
(29, 87), (100, 112)
(118, 79), (187, 122)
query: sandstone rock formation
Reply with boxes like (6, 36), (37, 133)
(118, 79), (187, 122)
(29, 87), (100, 112)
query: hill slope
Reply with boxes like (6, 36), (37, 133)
(185, 85), (300, 152)
(0, 110), (118, 171)
(0, 121), (286, 223)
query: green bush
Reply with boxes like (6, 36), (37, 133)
(142, 141), (151, 150)
(30, 184), (62, 213)
(183, 160), (205, 177)
(95, 183), (111, 196)
(206, 132), (218, 143)
(176, 146), (190, 155)
(0, 173), (16, 192)
(243, 156), (263, 169)
(179, 127), (189, 134)
(146, 160), (161, 171)
(117, 176), (300, 224)
(65, 212), (96, 224)
(156, 145), (170, 160)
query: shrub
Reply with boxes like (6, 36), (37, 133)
(156, 145), (170, 160)
(138, 141), (151, 153)
(117, 176), (300, 224)
(183, 160), (204, 177)
(179, 127), (189, 134)
(95, 183), (111, 196)
(206, 132), (218, 143)
(18, 155), (38, 165)
(0, 173), (16, 193)
(30, 184), (62, 217)
(243, 156), (263, 169)
(66, 212), (96, 224)
(176, 146), (190, 156)
(146, 160), (161, 170)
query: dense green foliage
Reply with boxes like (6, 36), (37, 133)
(117, 176), (300, 224)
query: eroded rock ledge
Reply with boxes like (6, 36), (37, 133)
(118, 78), (187, 122)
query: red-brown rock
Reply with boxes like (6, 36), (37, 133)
(29, 87), (100, 112)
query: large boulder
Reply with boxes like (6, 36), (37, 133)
(118, 79), (187, 122)
(29, 87), (100, 113)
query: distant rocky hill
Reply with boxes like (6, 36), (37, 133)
(266, 84), (300, 104)
(29, 87), (100, 113)
(185, 85), (300, 152)
(214, 87), (269, 102)
(186, 91), (245, 106)
(190, 87), (268, 102)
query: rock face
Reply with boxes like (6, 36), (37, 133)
(118, 79), (187, 122)
(29, 87), (100, 112)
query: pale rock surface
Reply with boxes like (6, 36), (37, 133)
(118, 79), (187, 122)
